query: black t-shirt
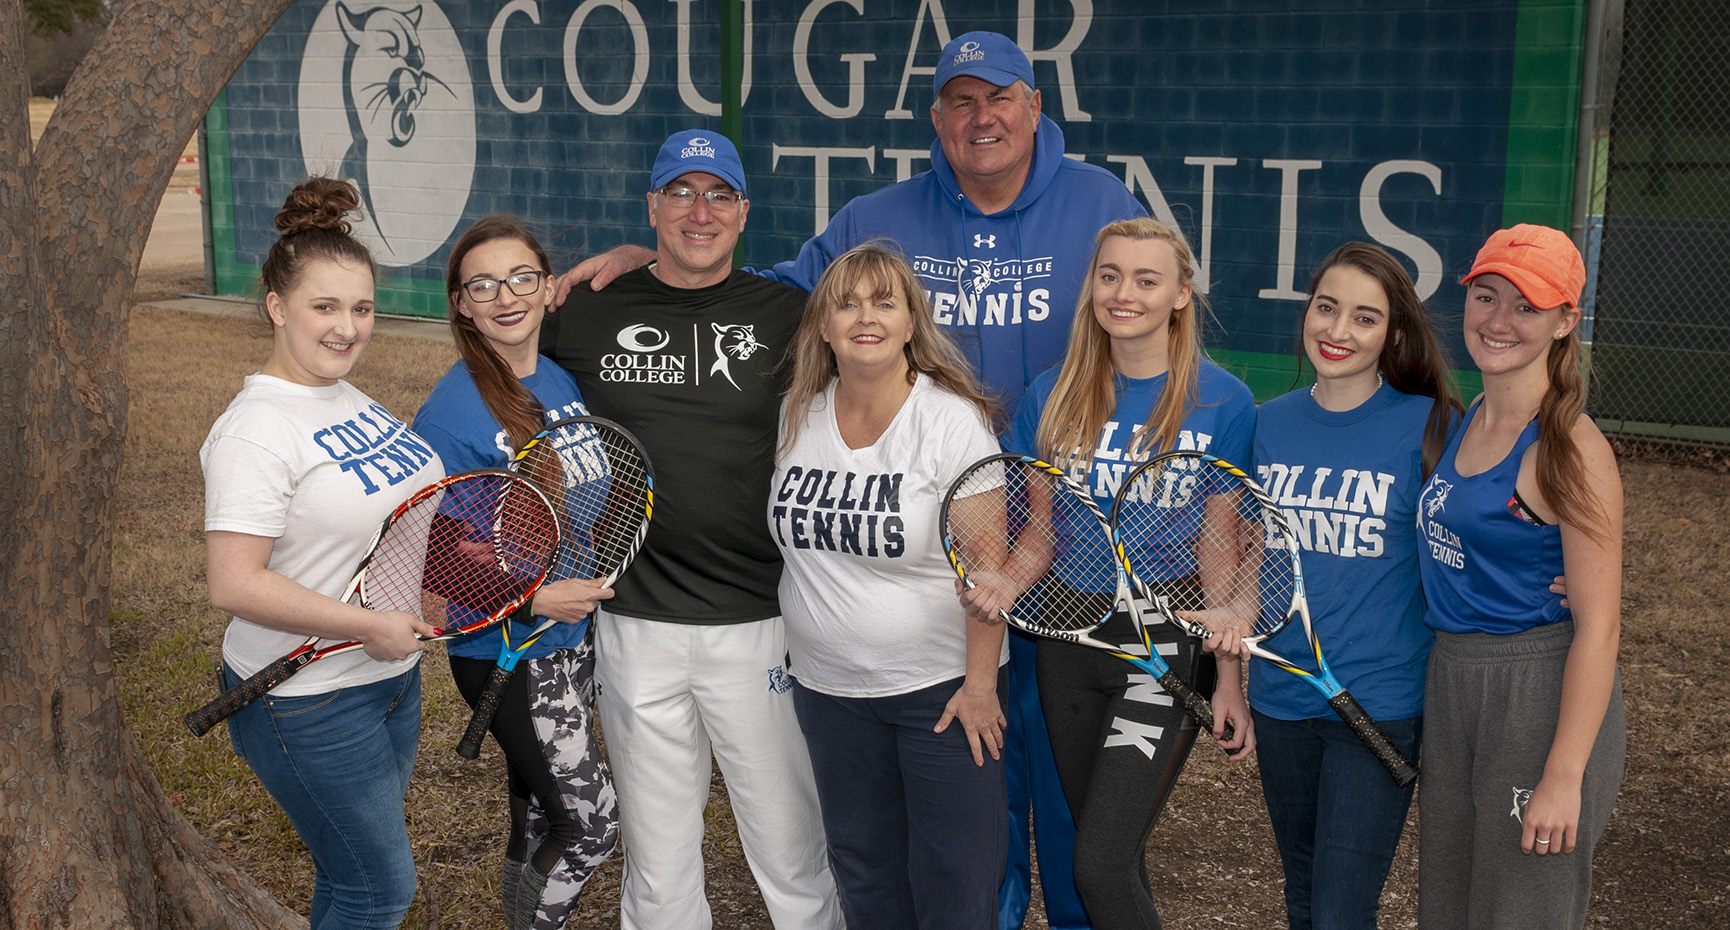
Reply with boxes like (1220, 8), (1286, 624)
(542, 267), (807, 624)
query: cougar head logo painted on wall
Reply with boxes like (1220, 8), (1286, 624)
(299, 1), (475, 266)
(710, 323), (764, 390)
(334, 4), (451, 245)
(337, 4), (448, 153)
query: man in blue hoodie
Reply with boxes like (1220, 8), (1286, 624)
(556, 32), (1144, 930)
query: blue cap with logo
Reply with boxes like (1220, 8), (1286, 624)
(651, 130), (747, 197)
(933, 31), (1035, 97)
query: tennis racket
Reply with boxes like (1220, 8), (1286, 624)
(186, 469), (560, 736)
(454, 416), (654, 759)
(940, 453), (1223, 736)
(1113, 451), (1419, 787)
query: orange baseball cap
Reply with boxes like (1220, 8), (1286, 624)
(1462, 224), (1585, 310)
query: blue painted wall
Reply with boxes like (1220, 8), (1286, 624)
(207, 0), (1584, 398)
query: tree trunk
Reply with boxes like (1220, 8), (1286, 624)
(0, 1), (302, 925)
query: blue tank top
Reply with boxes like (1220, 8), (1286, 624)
(1417, 401), (1570, 635)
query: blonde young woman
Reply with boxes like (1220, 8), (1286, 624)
(979, 217), (1254, 930)
(771, 243), (1009, 928)
(1415, 225), (1625, 929)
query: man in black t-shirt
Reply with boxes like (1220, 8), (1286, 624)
(541, 131), (842, 930)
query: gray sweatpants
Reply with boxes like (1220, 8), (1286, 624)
(1418, 621), (1625, 930)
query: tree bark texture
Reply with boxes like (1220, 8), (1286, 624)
(0, 1), (300, 926)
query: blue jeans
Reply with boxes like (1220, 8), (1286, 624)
(225, 663), (422, 929)
(1253, 709), (1422, 930)
(793, 673), (1008, 930)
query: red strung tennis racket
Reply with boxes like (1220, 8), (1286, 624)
(454, 417), (654, 759)
(185, 469), (560, 736)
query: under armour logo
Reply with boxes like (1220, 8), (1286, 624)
(973, 234), (996, 249)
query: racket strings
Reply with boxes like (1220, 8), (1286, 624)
(366, 474), (557, 628)
(1114, 458), (1296, 640)
(516, 424), (653, 583)
(945, 460), (1120, 634)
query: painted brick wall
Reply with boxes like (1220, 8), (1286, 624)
(207, 0), (1584, 399)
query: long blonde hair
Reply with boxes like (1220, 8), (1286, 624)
(780, 241), (999, 453)
(1036, 218), (1206, 467)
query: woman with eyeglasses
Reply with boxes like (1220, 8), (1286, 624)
(413, 215), (619, 930)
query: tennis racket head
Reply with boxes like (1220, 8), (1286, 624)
(1111, 451), (1302, 644)
(359, 469), (561, 635)
(510, 416), (654, 586)
(940, 453), (1125, 637)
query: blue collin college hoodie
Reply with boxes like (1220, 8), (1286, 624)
(765, 116), (1145, 414)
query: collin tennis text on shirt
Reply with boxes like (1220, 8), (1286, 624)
(1256, 463), (1395, 558)
(770, 467), (905, 557)
(313, 403), (437, 494)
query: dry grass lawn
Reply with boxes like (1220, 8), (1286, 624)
(115, 301), (1730, 929)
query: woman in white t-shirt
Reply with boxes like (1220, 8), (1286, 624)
(200, 178), (444, 929)
(771, 242), (1007, 928)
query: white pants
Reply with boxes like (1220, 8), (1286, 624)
(594, 609), (843, 930)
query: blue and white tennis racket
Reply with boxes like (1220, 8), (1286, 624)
(454, 416), (653, 759)
(1112, 451), (1418, 787)
(940, 453), (1222, 735)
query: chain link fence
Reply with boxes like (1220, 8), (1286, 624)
(1588, 0), (1730, 447)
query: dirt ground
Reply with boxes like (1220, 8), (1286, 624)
(117, 288), (1730, 929)
(105, 149), (1728, 924)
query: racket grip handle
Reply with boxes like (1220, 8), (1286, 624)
(184, 655), (302, 737)
(1157, 670), (1222, 737)
(455, 665), (513, 759)
(1328, 691), (1420, 788)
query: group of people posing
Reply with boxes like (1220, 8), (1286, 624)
(199, 30), (1625, 930)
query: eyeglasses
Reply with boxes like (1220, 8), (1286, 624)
(461, 270), (547, 302)
(655, 186), (742, 210)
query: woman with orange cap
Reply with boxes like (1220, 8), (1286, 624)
(1414, 225), (1626, 929)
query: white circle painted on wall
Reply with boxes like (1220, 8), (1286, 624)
(298, 1), (475, 267)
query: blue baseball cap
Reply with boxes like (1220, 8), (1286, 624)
(933, 31), (1035, 97)
(650, 130), (747, 197)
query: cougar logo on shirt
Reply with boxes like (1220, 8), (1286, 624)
(710, 323), (764, 390)
(599, 322), (769, 391)
(909, 253), (1056, 329)
(1423, 476), (1453, 517)
(1418, 475), (1465, 570)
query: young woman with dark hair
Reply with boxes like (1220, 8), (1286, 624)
(412, 215), (618, 930)
(201, 177), (445, 928)
(1246, 241), (1461, 930)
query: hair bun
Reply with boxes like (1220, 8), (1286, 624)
(274, 177), (361, 238)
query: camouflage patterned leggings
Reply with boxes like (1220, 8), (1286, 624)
(451, 639), (619, 930)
